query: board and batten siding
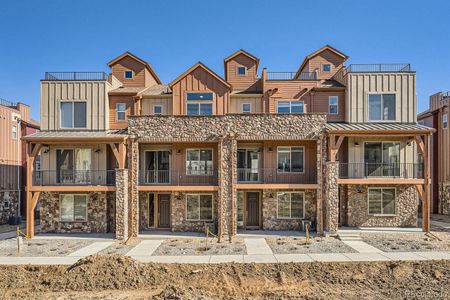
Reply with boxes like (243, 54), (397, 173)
(141, 97), (172, 115)
(345, 72), (417, 123)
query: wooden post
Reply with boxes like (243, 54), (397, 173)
(26, 143), (41, 238)
(423, 135), (431, 232)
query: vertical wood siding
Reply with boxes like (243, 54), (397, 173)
(225, 54), (260, 92)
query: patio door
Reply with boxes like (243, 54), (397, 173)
(246, 192), (260, 228)
(56, 148), (91, 184)
(364, 142), (400, 177)
(158, 194), (171, 228)
(237, 149), (260, 182)
(145, 151), (170, 184)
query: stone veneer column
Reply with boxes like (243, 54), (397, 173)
(217, 136), (237, 240)
(324, 161), (339, 234)
(128, 138), (139, 237)
(316, 137), (324, 235)
(115, 168), (128, 240)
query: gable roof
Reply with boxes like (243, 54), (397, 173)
(107, 51), (162, 84)
(295, 45), (348, 78)
(224, 49), (260, 68)
(169, 62), (231, 88)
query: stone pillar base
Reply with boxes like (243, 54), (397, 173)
(324, 161), (339, 235)
(115, 169), (129, 240)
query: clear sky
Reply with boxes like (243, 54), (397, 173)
(1, 0), (449, 121)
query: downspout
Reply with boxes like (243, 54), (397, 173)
(15, 116), (22, 218)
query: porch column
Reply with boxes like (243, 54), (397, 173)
(115, 168), (128, 240)
(128, 138), (139, 237)
(316, 137), (324, 235)
(324, 161), (339, 234)
(217, 136), (237, 241)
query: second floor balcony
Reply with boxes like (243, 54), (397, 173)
(139, 170), (218, 186)
(338, 163), (424, 179)
(33, 170), (116, 186)
(237, 168), (317, 184)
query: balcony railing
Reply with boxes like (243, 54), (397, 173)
(33, 170), (116, 186)
(44, 72), (109, 81)
(266, 72), (317, 80)
(237, 168), (317, 184)
(338, 163), (423, 179)
(140, 170), (218, 186)
(0, 98), (17, 108)
(346, 64), (412, 73)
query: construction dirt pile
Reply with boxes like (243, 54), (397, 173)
(0, 254), (449, 299)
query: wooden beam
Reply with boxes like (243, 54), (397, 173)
(26, 142), (34, 238)
(29, 186), (116, 192)
(329, 135), (344, 162)
(109, 143), (120, 164)
(235, 184), (320, 189)
(31, 143), (42, 158)
(423, 134), (431, 232)
(415, 184), (424, 200)
(337, 178), (425, 185)
(118, 142), (126, 169)
(414, 136), (425, 156)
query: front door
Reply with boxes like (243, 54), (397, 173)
(158, 194), (171, 228)
(246, 192), (260, 228)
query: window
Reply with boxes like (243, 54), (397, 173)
(322, 64), (331, 72)
(60, 101), (87, 128)
(368, 188), (396, 215)
(186, 92), (213, 115)
(60, 194), (87, 222)
(364, 142), (400, 177)
(186, 149), (213, 175)
(242, 103), (251, 113)
(329, 96), (338, 114)
(237, 66), (247, 76)
(12, 124), (17, 139)
(368, 94), (396, 121)
(236, 191), (244, 226)
(116, 103), (126, 121)
(277, 147), (304, 172)
(277, 192), (304, 219)
(153, 105), (163, 115)
(56, 148), (92, 184)
(124, 71), (133, 79)
(277, 101), (304, 114)
(443, 114), (448, 129)
(186, 194), (213, 220)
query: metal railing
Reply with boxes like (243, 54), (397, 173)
(44, 72), (109, 81)
(346, 64), (412, 73)
(443, 91), (450, 98)
(339, 163), (423, 179)
(0, 98), (17, 108)
(266, 72), (317, 80)
(140, 170), (218, 186)
(237, 168), (317, 184)
(33, 170), (116, 186)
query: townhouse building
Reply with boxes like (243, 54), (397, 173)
(24, 45), (433, 240)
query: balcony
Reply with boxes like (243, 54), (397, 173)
(44, 72), (109, 81)
(33, 170), (116, 186)
(139, 170), (218, 186)
(338, 163), (423, 179)
(237, 168), (317, 184)
(266, 72), (317, 80)
(346, 64), (412, 73)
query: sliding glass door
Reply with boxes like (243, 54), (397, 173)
(56, 149), (91, 184)
(237, 149), (260, 182)
(145, 151), (170, 184)
(364, 142), (400, 177)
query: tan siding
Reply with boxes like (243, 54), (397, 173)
(229, 97), (262, 113)
(141, 97), (172, 115)
(225, 54), (259, 92)
(0, 106), (20, 190)
(303, 49), (345, 80)
(108, 95), (135, 129)
(263, 81), (318, 113)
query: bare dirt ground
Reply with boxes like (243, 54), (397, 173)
(361, 232), (450, 252)
(0, 254), (449, 299)
(97, 238), (141, 255)
(266, 236), (357, 254)
(0, 238), (93, 257)
(152, 237), (246, 256)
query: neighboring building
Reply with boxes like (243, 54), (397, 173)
(24, 46), (433, 239)
(418, 92), (449, 215)
(0, 99), (39, 224)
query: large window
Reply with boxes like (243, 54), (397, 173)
(56, 148), (92, 183)
(186, 92), (213, 115)
(186, 149), (213, 175)
(60, 194), (87, 222)
(368, 94), (396, 121)
(364, 142), (400, 177)
(277, 101), (304, 114)
(329, 96), (338, 114)
(277, 147), (304, 173)
(60, 101), (87, 128)
(368, 188), (396, 215)
(277, 192), (304, 219)
(443, 114), (448, 129)
(186, 194), (213, 220)
(236, 191), (244, 226)
(116, 103), (126, 121)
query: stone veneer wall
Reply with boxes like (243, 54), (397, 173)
(139, 191), (151, 231)
(346, 185), (418, 227)
(0, 191), (18, 224)
(106, 191), (116, 233)
(440, 182), (450, 215)
(39, 192), (107, 233)
(128, 140), (139, 237)
(262, 189), (316, 230)
(115, 169), (128, 240)
(324, 162), (339, 234)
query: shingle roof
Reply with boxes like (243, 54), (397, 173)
(138, 84), (171, 96)
(23, 130), (127, 141)
(326, 122), (434, 133)
(109, 87), (146, 94)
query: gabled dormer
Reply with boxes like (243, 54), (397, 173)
(224, 49), (260, 92)
(108, 51), (161, 87)
(295, 45), (348, 80)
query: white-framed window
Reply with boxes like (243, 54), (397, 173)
(322, 64), (331, 72)
(277, 192), (304, 219)
(56, 148), (92, 184)
(186, 92), (213, 115)
(277, 146), (304, 173)
(60, 194), (87, 222)
(116, 103), (126, 121)
(368, 94), (396, 121)
(368, 188), (396, 216)
(12, 124), (17, 139)
(237, 66), (247, 76)
(277, 101), (304, 114)
(329, 96), (338, 114)
(186, 149), (213, 175)
(242, 103), (251, 113)
(443, 114), (448, 129)
(60, 101), (87, 128)
(153, 105), (163, 115)
(124, 70), (133, 79)
(186, 194), (213, 221)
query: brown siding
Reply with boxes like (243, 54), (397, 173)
(438, 106), (450, 183)
(263, 81), (318, 113)
(0, 105), (20, 190)
(225, 54), (259, 92)
(308, 90), (346, 122)
(111, 56), (158, 88)
(303, 49), (345, 80)
(108, 95), (135, 129)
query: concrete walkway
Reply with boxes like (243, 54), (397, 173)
(244, 238), (273, 255)
(68, 241), (114, 257)
(126, 240), (164, 258)
(338, 231), (383, 253)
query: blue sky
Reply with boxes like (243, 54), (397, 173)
(1, 0), (449, 120)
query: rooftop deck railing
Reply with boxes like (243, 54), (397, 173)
(44, 72), (109, 81)
(32, 170), (116, 186)
(0, 98), (17, 108)
(266, 72), (317, 80)
(237, 168), (317, 184)
(139, 170), (218, 186)
(338, 163), (423, 179)
(443, 91), (450, 98)
(346, 64), (412, 73)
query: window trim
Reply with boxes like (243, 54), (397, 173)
(237, 66), (247, 76)
(443, 114), (448, 129)
(276, 191), (305, 219)
(59, 100), (87, 129)
(277, 100), (305, 114)
(242, 103), (251, 114)
(367, 187), (397, 216)
(276, 146), (305, 174)
(185, 92), (214, 115)
(322, 63), (331, 73)
(185, 148), (214, 176)
(11, 124), (17, 139)
(153, 105), (163, 115)
(124, 70), (134, 79)
(116, 103), (126, 122)
(328, 96), (339, 114)
(367, 93), (397, 122)
(185, 193), (214, 221)
(59, 194), (88, 222)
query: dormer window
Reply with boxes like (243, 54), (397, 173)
(237, 66), (247, 76)
(322, 64), (331, 72)
(124, 71), (133, 79)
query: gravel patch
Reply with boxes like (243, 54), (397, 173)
(152, 237), (246, 256)
(266, 236), (356, 254)
(97, 238), (141, 255)
(361, 232), (450, 252)
(0, 238), (94, 257)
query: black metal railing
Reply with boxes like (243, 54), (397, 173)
(237, 168), (317, 184)
(0, 98), (17, 108)
(33, 170), (116, 186)
(443, 91), (450, 98)
(139, 170), (217, 186)
(266, 72), (317, 80)
(339, 163), (423, 179)
(346, 64), (412, 73)
(44, 72), (109, 81)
